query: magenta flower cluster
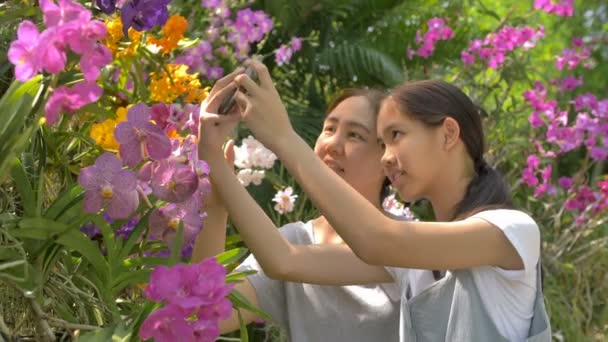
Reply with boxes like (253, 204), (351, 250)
(176, 2), (274, 78)
(534, 0), (574, 17)
(521, 35), (607, 223)
(139, 258), (234, 342)
(407, 17), (454, 59)
(461, 25), (544, 69)
(275, 37), (303, 66)
(8, 0), (112, 124)
(556, 37), (592, 70)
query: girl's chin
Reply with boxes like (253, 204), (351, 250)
(395, 189), (418, 203)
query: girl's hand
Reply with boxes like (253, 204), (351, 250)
(198, 67), (245, 161)
(233, 59), (296, 151)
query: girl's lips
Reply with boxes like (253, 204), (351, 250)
(324, 159), (345, 173)
(388, 170), (406, 184)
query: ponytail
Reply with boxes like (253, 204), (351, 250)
(452, 160), (513, 221)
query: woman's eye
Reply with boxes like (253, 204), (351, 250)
(391, 130), (402, 140)
(324, 126), (336, 133)
(348, 132), (365, 140)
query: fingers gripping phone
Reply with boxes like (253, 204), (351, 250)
(216, 65), (259, 115)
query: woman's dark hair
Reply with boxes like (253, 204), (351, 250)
(326, 88), (391, 203)
(389, 79), (513, 221)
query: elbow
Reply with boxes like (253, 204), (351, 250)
(258, 251), (295, 280)
(349, 227), (392, 266)
(352, 243), (384, 266)
(262, 262), (291, 280)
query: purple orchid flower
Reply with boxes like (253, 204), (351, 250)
(78, 153), (139, 219)
(114, 103), (172, 167)
(151, 159), (199, 203)
(148, 201), (203, 249)
(120, 0), (171, 36)
(96, 0), (117, 14)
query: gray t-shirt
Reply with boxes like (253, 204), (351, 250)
(235, 220), (400, 342)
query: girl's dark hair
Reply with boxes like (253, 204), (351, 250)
(326, 88), (391, 203)
(390, 80), (513, 221)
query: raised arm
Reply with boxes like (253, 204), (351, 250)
(196, 77), (391, 286)
(200, 146), (391, 285)
(232, 60), (526, 271)
(191, 140), (234, 262)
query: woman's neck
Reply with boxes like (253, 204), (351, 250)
(313, 189), (382, 244)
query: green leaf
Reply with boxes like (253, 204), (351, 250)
(238, 309), (249, 342)
(0, 76), (44, 182)
(12, 218), (109, 282)
(318, 44), (404, 87)
(78, 325), (115, 342)
(228, 289), (272, 321)
(58, 232), (109, 282)
(112, 269), (151, 294)
(10, 159), (36, 217)
(168, 221), (184, 266)
(216, 247), (248, 266)
(128, 301), (161, 342)
(121, 257), (169, 268)
(119, 209), (152, 260)
(14, 217), (72, 238)
(90, 215), (119, 269)
(44, 184), (85, 220)
(226, 270), (258, 283)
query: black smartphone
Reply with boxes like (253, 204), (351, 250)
(216, 65), (259, 115)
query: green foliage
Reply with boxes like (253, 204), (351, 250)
(0, 0), (606, 340)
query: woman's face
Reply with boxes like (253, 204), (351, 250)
(314, 96), (386, 202)
(376, 99), (445, 202)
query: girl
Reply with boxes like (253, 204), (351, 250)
(201, 60), (552, 341)
(194, 69), (400, 341)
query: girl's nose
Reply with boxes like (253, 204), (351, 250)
(381, 147), (396, 167)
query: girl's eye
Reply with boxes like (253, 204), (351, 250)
(391, 130), (402, 140)
(324, 126), (336, 133)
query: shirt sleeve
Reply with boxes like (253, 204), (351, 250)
(468, 209), (541, 275)
(383, 266), (410, 298)
(233, 223), (304, 329)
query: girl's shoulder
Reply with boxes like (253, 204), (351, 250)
(468, 209), (541, 273)
(467, 208), (538, 230)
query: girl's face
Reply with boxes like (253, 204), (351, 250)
(376, 99), (445, 202)
(314, 96), (386, 202)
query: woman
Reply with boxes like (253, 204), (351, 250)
(193, 69), (400, 341)
(201, 60), (552, 341)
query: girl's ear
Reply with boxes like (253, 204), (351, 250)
(441, 117), (460, 150)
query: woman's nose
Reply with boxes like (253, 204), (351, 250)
(325, 133), (345, 155)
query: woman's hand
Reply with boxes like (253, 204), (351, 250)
(203, 140), (235, 210)
(197, 68), (243, 159)
(233, 59), (296, 151)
